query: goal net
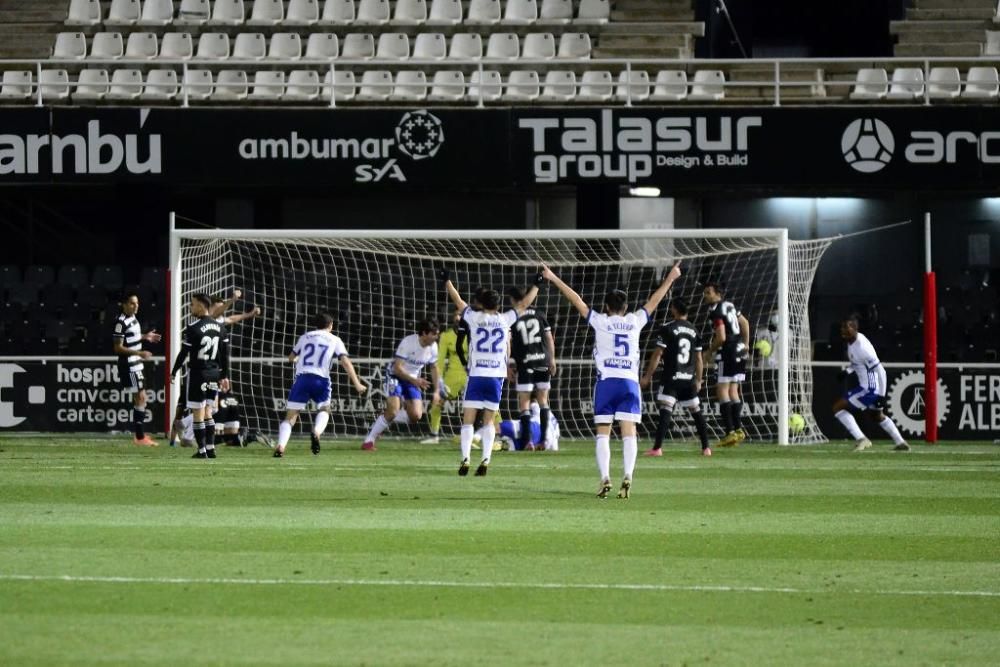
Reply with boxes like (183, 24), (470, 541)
(170, 227), (835, 445)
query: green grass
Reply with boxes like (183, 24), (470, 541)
(0, 436), (998, 666)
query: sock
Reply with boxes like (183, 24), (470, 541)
(539, 407), (550, 447)
(719, 401), (733, 432)
(460, 424), (474, 462)
(519, 411), (532, 450)
(365, 415), (390, 442)
(476, 425), (492, 442)
(277, 420), (292, 450)
(393, 411), (411, 425)
(622, 436), (638, 480)
(879, 417), (906, 445)
(428, 403), (442, 436)
(731, 401), (744, 431)
(314, 411), (330, 437)
(595, 434), (611, 481)
(194, 421), (205, 454)
(691, 410), (710, 449)
(133, 408), (145, 439)
(835, 409), (865, 440)
(204, 419), (215, 450)
(481, 427), (495, 463)
(654, 407), (672, 449)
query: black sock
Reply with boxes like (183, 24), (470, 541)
(692, 410), (710, 449)
(731, 402), (743, 431)
(205, 419), (216, 450)
(539, 407), (550, 447)
(719, 401), (733, 432)
(194, 421), (205, 453)
(133, 408), (145, 439)
(654, 407), (672, 449)
(519, 411), (532, 450)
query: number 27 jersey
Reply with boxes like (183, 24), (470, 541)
(589, 308), (650, 382)
(463, 307), (518, 378)
(292, 330), (348, 380)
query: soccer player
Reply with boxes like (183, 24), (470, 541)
(498, 400), (560, 452)
(273, 312), (368, 457)
(112, 291), (162, 447)
(508, 287), (556, 451)
(169, 294), (229, 459)
(422, 308), (468, 444)
(702, 282), (751, 447)
(832, 315), (910, 452)
(203, 293), (261, 441)
(442, 270), (540, 476)
(542, 261), (682, 498)
(215, 389), (244, 447)
(362, 318), (442, 451)
(639, 298), (712, 457)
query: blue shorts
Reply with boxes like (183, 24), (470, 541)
(500, 420), (542, 449)
(846, 386), (884, 411)
(385, 375), (423, 402)
(464, 376), (504, 411)
(287, 374), (331, 411)
(594, 378), (642, 424)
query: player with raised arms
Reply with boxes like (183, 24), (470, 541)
(542, 261), (682, 499)
(702, 282), (751, 447)
(273, 312), (368, 458)
(441, 269), (540, 477)
(508, 287), (557, 452)
(362, 318), (441, 451)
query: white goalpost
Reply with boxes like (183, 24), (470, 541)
(169, 216), (836, 446)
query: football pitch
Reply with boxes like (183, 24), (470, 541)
(0, 437), (997, 666)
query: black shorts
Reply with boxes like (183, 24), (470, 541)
(120, 367), (144, 392)
(216, 393), (240, 425)
(515, 367), (551, 392)
(186, 367), (221, 409)
(657, 380), (700, 407)
(716, 345), (748, 383)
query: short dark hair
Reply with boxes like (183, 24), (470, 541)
(843, 314), (860, 328)
(670, 297), (688, 316)
(211, 296), (225, 305)
(471, 287), (487, 307)
(605, 289), (628, 314)
(120, 290), (139, 303)
(417, 317), (440, 335)
(314, 312), (335, 330)
(703, 281), (724, 295)
(192, 293), (212, 309)
(479, 289), (500, 311)
(507, 286), (526, 302)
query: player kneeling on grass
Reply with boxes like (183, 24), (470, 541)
(832, 315), (909, 452)
(274, 312), (367, 458)
(542, 261), (682, 499)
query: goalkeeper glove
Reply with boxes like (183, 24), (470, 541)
(533, 271), (545, 286)
(437, 268), (450, 283)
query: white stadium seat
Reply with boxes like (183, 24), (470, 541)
(89, 32), (124, 60)
(196, 33), (231, 59)
(322, 70), (356, 101)
(305, 33), (340, 59)
(160, 32), (194, 59)
(522, 33), (555, 59)
(486, 33), (520, 59)
(106, 0), (141, 26)
(342, 33), (375, 58)
(449, 33), (483, 60)
(107, 69), (144, 99)
(53, 32), (87, 60)
(393, 0), (428, 25)
(539, 69), (575, 101)
(468, 69), (502, 101)
(466, 0), (501, 25)
(269, 33), (303, 60)
(413, 33), (447, 59)
(650, 69), (687, 101)
(142, 69), (179, 99)
(125, 32), (159, 59)
(66, 0), (101, 26)
(927, 66), (961, 99)
(689, 69), (725, 100)
(209, 0), (246, 25)
(0, 71), (33, 100)
(428, 70), (465, 100)
(138, 0), (174, 26)
(286, 70), (321, 101)
(175, 0), (210, 25)
(615, 70), (650, 102)
(74, 69), (110, 100)
(504, 0), (538, 25)
(886, 68), (924, 100)
(576, 70), (612, 102)
(184, 69), (214, 99)
(250, 70), (285, 99)
(850, 67), (888, 100)
(286, 0), (320, 25)
(557, 32), (591, 59)
(962, 66), (999, 99)
(984, 30), (1000, 56)
(357, 70), (393, 100)
(247, 0), (285, 26)
(504, 70), (540, 101)
(376, 33), (410, 59)
(40, 69), (71, 101)
(233, 33), (267, 59)
(428, 0), (462, 25)
(576, 0), (609, 24)
(213, 70), (249, 100)
(320, 0), (356, 25)
(392, 70), (428, 100)
(540, 0), (572, 24)
(356, 0), (390, 25)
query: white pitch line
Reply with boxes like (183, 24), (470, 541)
(0, 573), (995, 598)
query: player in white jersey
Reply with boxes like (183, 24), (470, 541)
(542, 261), (682, 499)
(362, 318), (442, 451)
(273, 312), (367, 457)
(442, 269), (540, 477)
(832, 315), (910, 452)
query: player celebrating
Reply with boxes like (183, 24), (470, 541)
(832, 315), (909, 452)
(542, 261), (682, 499)
(442, 270), (540, 477)
(112, 291), (162, 447)
(640, 298), (712, 456)
(274, 312), (367, 458)
(508, 287), (556, 452)
(362, 318), (441, 451)
(702, 282), (751, 447)
(169, 294), (229, 459)
(422, 308), (468, 444)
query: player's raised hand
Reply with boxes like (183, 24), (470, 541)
(252, 307), (262, 317)
(667, 261), (682, 282)
(540, 264), (556, 281)
(231, 288), (243, 300)
(437, 268), (450, 284)
(143, 329), (162, 343)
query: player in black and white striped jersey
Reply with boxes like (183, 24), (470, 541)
(112, 291), (162, 446)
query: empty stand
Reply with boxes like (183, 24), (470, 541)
(850, 68), (889, 100)
(287, 0), (321, 26)
(138, 0), (174, 26)
(305, 33), (340, 59)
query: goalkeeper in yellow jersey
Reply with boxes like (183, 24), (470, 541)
(421, 307), (468, 444)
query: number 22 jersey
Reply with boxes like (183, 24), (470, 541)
(462, 307), (518, 378)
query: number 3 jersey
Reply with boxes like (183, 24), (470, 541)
(462, 307), (518, 378)
(588, 308), (650, 382)
(656, 319), (702, 382)
(292, 329), (348, 379)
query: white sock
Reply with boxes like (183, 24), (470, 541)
(365, 415), (390, 443)
(313, 411), (329, 437)
(835, 410), (865, 440)
(481, 427), (494, 464)
(595, 434), (611, 481)
(393, 411), (411, 425)
(879, 417), (906, 445)
(476, 425), (492, 441)
(622, 435), (638, 480)
(460, 424), (474, 462)
(277, 420), (292, 450)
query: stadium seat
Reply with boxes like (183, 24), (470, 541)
(160, 32), (194, 59)
(24, 265), (55, 287)
(504, 0), (538, 25)
(66, 0), (102, 26)
(342, 33), (375, 58)
(449, 33), (483, 59)
(248, 0), (285, 25)
(689, 69), (725, 100)
(886, 68), (924, 100)
(75, 285), (106, 311)
(539, 70), (575, 101)
(557, 32), (591, 59)
(125, 32), (159, 59)
(39, 70), (71, 101)
(376, 33), (410, 59)
(44, 319), (74, 343)
(234, 33), (267, 59)
(466, 0), (501, 25)
(57, 265), (88, 288)
(175, 0), (210, 25)
(962, 66), (1000, 98)
(142, 69), (179, 99)
(391, 70), (428, 100)
(321, 70), (356, 101)
(985, 30), (1000, 56)
(269, 33), (303, 59)
(73, 69), (110, 101)
(106, 0), (141, 26)
(42, 287), (75, 314)
(467, 69), (501, 101)
(486, 33), (520, 59)
(286, 0), (320, 25)
(575, 0), (609, 24)
(140, 266), (164, 288)
(92, 266), (124, 290)
(504, 70), (540, 101)
(540, 0), (572, 24)
(213, 70), (249, 100)
(357, 70), (393, 100)
(393, 0), (427, 25)
(356, 0), (390, 24)
(196, 33), (231, 59)
(927, 67), (961, 99)
(850, 67), (888, 100)
(319, 0), (356, 24)
(286, 70), (321, 101)
(305, 33), (339, 59)
(576, 70), (612, 101)
(413, 33), (446, 59)
(650, 69), (687, 101)
(615, 70), (650, 102)
(209, 0), (246, 25)
(428, 0), (462, 25)
(523, 33), (555, 59)
(138, 0), (174, 25)
(250, 70), (285, 99)
(0, 265), (19, 288)
(0, 71), (33, 100)
(89, 32), (124, 60)
(7, 284), (38, 308)
(106, 69), (144, 99)
(428, 70), (465, 100)
(53, 33), (87, 60)
(184, 69), (214, 99)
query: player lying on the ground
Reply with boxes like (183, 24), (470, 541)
(508, 287), (557, 452)
(542, 261), (682, 499)
(497, 400), (560, 451)
(702, 281), (751, 447)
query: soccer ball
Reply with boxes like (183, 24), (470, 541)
(754, 339), (772, 358)
(789, 413), (806, 435)
(841, 118), (894, 174)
